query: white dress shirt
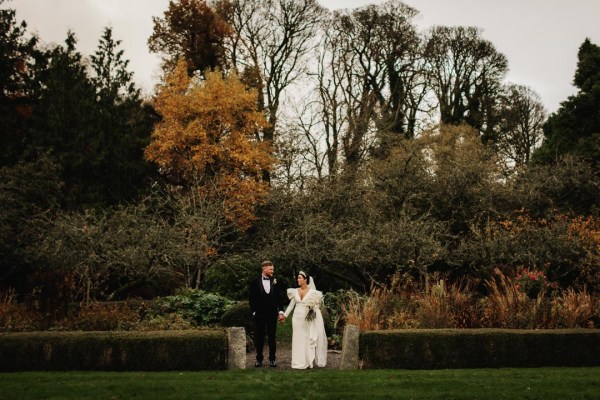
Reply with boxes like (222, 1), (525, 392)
(262, 275), (271, 294)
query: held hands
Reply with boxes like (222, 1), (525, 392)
(278, 313), (286, 323)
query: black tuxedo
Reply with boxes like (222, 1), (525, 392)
(249, 276), (281, 362)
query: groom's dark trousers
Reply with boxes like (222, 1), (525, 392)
(249, 277), (280, 362)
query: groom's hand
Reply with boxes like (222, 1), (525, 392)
(278, 314), (285, 323)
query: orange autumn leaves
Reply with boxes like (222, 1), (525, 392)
(145, 61), (274, 230)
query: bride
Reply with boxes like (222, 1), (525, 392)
(283, 271), (328, 369)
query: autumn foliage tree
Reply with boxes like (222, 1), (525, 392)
(148, 0), (232, 75)
(145, 61), (273, 230)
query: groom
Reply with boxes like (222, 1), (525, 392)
(249, 260), (285, 367)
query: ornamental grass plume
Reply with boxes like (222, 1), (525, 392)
(551, 287), (595, 328)
(340, 289), (388, 331)
(414, 276), (481, 328)
(483, 269), (552, 329)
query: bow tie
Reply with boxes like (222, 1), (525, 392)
(262, 277), (270, 280)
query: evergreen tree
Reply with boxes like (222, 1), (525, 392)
(0, 1), (43, 165)
(89, 26), (156, 205)
(535, 39), (600, 163)
(28, 32), (100, 208)
(27, 29), (155, 208)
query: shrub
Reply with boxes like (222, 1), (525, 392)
(514, 268), (551, 298)
(360, 329), (600, 369)
(162, 289), (234, 326)
(551, 288), (595, 328)
(414, 278), (481, 329)
(340, 290), (384, 331)
(220, 301), (253, 338)
(134, 314), (195, 331)
(483, 270), (553, 329)
(0, 330), (227, 371)
(323, 289), (357, 334)
(457, 212), (600, 290)
(0, 289), (45, 332)
(340, 272), (599, 330)
(203, 255), (258, 301)
(55, 302), (142, 331)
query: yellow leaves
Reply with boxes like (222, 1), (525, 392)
(145, 60), (274, 231)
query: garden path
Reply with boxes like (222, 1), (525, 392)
(245, 341), (341, 370)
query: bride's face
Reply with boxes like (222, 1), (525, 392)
(297, 275), (306, 287)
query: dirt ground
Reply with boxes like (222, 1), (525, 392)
(245, 341), (341, 370)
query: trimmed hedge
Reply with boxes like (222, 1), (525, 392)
(221, 301), (254, 339)
(360, 329), (600, 369)
(0, 330), (227, 371)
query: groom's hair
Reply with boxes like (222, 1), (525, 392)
(261, 260), (273, 268)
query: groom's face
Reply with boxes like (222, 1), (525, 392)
(262, 265), (274, 278)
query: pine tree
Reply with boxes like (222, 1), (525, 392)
(0, 2), (43, 165)
(89, 26), (156, 205)
(535, 39), (600, 163)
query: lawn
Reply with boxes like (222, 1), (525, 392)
(0, 368), (598, 400)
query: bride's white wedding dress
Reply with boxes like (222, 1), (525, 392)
(284, 288), (328, 369)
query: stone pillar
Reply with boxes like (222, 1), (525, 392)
(339, 324), (360, 369)
(226, 327), (246, 369)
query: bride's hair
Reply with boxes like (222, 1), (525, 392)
(298, 271), (310, 284)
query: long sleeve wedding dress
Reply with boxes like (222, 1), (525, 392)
(284, 287), (328, 369)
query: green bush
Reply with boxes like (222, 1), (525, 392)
(161, 289), (234, 326)
(360, 329), (600, 369)
(203, 255), (258, 301)
(0, 330), (227, 371)
(323, 289), (358, 334)
(221, 301), (253, 339)
(54, 301), (142, 331)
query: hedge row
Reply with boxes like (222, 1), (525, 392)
(360, 329), (600, 369)
(0, 330), (227, 371)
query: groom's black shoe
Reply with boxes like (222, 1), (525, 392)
(269, 360), (277, 368)
(254, 361), (262, 368)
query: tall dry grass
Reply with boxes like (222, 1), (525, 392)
(0, 288), (44, 331)
(482, 270), (551, 328)
(414, 277), (481, 328)
(551, 287), (595, 328)
(339, 271), (598, 331)
(340, 288), (391, 331)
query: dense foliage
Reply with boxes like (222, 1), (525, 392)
(0, 0), (598, 333)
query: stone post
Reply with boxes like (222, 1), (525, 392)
(226, 327), (246, 369)
(339, 324), (360, 369)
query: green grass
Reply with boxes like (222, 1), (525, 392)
(0, 368), (598, 399)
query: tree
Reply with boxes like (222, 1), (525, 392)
(535, 38), (600, 163)
(0, 1), (43, 165)
(313, 1), (431, 176)
(495, 84), (546, 170)
(144, 61), (273, 230)
(424, 26), (508, 142)
(91, 26), (140, 103)
(372, 124), (504, 236)
(226, 0), (326, 180)
(148, 0), (232, 75)
(28, 32), (100, 208)
(344, 1), (428, 140)
(90, 26), (156, 204)
(0, 155), (62, 288)
(27, 30), (153, 208)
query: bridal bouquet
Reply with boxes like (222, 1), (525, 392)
(304, 291), (323, 322)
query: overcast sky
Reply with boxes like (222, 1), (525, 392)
(5, 0), (600, 113)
